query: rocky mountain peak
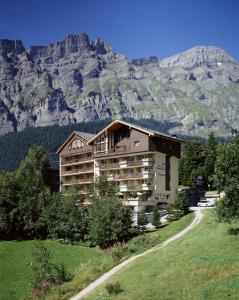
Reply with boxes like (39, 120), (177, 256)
(0, 33), (239, 137)
(0, 39), (25, 56)
(159, 45), (237, 68)
(131, 56), (159, 67)
(26, 32), (111, 61)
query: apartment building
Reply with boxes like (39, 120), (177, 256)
(57, 120), (183, 215)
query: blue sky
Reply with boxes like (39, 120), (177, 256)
(0, 0), (238, 60)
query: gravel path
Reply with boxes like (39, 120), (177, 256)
(70, 208), (204, 300)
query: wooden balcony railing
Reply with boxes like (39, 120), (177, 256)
(100, 163), (120, 169)
(62, 156), (93, 165)
(62, 168), (94, 175)
(62, 178), (93, 185)
(108, 172), (152, 180)
(100, 158), (153, 170)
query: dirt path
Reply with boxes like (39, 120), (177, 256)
(70, 208), (204, 300)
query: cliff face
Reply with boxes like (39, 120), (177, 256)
(0, 33), (239, 136)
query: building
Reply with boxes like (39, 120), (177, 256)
(57, 120), (183, 217)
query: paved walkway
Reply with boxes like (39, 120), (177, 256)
(70, 208), (204, 300)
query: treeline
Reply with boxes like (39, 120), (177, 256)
(180, 132), (239, 224)
(0, 146), (133, 247)
(0, 118), (188, 171)
(0, 119), (112, 171)
(179, 133), (218, 189)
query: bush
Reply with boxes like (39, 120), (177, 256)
(105, 281), (122, 295)
(110, 244), (127, 262)
(228, 227), (239, 235)
(32, 242), (72, 296)
(167, 194), (189, 221)
(47, 190), (89, 242)
(89, 195), (132, 248)
(138, 208), (148, 227)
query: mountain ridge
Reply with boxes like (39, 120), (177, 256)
(0, 32), (239, 137)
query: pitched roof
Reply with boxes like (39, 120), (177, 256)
(75, 131), (95, 141)
(56, 131), (95, 155)
(87, 119), (184, 144)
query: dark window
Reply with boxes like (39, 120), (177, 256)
(165, 155), (171, 191)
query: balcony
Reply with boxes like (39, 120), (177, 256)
(61, 156), (93, 166)
(62, 168), (94, 176)
(118, 183), (153, 192)
(100, 158), (153, 170)
(108, 171), (153, 181)
(100, 162), (120, 170)
(94, 145), (131, 156)
(62, 178), (93, 186)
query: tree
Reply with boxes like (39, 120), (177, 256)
(152, 207), (161, 228)
(15, 146), (51, 238)
(88, 191), (132, 247)
(47, 189), (89, 242)
(138, 208), (148, 226)
(213, 135), (239, 222)
(32, 242), (71, 297)
(0, 172), (21, 239)
(167, 194), (189, 221)
(179, 141), (205, 187)
(204, 132), (217, 189)
(88, 175), (117, 199)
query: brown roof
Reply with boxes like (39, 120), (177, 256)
(56, 131), (95, 155)
(87, 119), (184, 144)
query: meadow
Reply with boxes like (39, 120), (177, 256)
(0, 213), (194, 299)
(86, 210), (239, 300)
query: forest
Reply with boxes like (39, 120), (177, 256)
(0, 118), (184, 171)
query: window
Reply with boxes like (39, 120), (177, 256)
(165, 155), (171, 191)
(77, 139), (83, 148)
(134, 140), (140, 147)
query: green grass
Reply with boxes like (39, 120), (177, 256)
(48, 213), (194, 299)
(0, 240), (102, 300)
(86, 210), (239, 300)
(0, 213), (194, 300)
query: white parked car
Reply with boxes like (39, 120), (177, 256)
(197, 199), (214, 207)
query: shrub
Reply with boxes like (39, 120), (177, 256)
(89, 195), (132, 248)
(228, 227), (239, 235)
(152, 207), (161, 228)
(110, 244), (127, 262)
(105, 281), (122, 295)
(138, 208), (148, 227)
(32, 242), (72, 296)
(167, 194), (189, 221)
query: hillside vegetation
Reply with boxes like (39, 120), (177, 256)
(87, 210), (239, 300)
(0, 214), (194, 300)
(0, 118), (185, 171)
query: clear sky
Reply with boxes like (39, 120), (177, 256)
(0, 0), (238, 60)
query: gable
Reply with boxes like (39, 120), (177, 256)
(57, 133), (92, 156)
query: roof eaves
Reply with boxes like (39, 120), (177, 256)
(56, 131), (93, 155)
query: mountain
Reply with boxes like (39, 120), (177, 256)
(0, 33), (239, 137)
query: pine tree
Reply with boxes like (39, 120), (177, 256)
(138, 208), (148, 226)
(152, 207), (161, 228)
(204, 132), (217, 190)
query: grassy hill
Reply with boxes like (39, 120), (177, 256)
(87, 210), (239, 300)
(0, 214), (194, 300)
(0, 240), (103, 300)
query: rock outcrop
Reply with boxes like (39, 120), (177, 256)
(0, 33), (239, 136)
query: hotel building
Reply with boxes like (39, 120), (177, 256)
(57, 120), (183, 215)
